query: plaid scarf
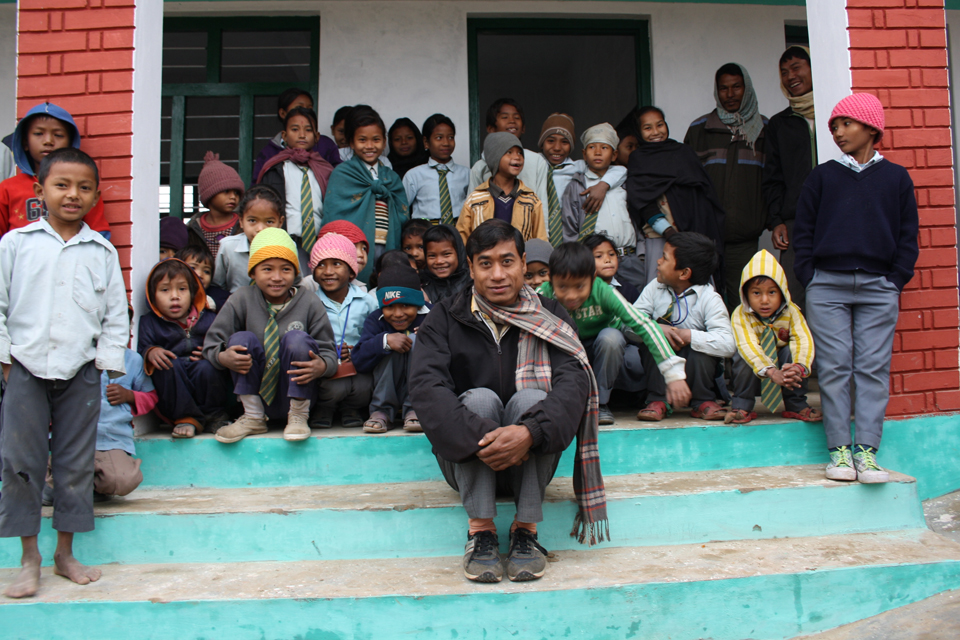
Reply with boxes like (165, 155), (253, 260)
(472, 285), (609, 545)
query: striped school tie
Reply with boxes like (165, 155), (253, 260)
(259, 307), (281, 405)
(759, 323), (784, 413)
(299, 166), (318, 253)
(578, 207), (599, 241)
(437, 166), (454, 224)
(657, 298), (675, 325)
(546, 165), (563, 247)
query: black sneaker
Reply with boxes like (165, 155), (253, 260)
(463, 530), (502, 583)
(505, 528), (547, 582)
(598, 404), (615, 425)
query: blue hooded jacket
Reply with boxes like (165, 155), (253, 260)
(3, 102), (82, 176)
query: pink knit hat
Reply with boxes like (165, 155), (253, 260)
(198, 151), (245, 206)
(830, 93), (885, 142)
(309, 232), (360, 277)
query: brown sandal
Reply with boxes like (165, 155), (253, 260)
(402, 412), (422, 432)
(637, 401), (667, 422)
(363, 411), (390, 434)
(783, 407), (823, 422)
(691, 401), (726, 421)
(724, 409), (756, 425)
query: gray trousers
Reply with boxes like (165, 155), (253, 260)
(436, 388), (561, 523)
(641, 344), (719, 410)
(314, 372), (373, 417)
(805, 270), (900, 450)
(583, 327), (645, 404)
(370, 350), (411, 422)
(0, 360), (100, 537)
(731, 348), (809, 413)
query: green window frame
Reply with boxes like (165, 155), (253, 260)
(466, 18), (652, 165)
(162, 16), (320, 217)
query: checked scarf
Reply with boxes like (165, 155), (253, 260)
(472, 285), (609, 545)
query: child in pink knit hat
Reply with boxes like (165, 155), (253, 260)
(187, 151), (245, 259)
(793, 93), (919, 485)
(309, 233), (378, 428)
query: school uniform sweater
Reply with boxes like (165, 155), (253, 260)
(793, 158), (919, 291)
(202, 284), (337, 377)
(538, 277), (685, 383)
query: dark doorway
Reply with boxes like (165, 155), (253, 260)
(468, 19), (651, 163)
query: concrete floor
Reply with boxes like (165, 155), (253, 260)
(793, 491), (960, 639)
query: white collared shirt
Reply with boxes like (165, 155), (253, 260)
(282, 161), (323, 237)
(633, 281), (736, 359)
(584, 169), (636, 249)
(403, 158), (470, 220)
(837, 150), (884, 173)
(213, 233), (252, 293)
(339, 147), (392, 169)
(0, 219), (128, 378)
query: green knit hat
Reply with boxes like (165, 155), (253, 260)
(248, 227), (299, 276)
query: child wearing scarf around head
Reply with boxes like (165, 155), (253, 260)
(684, 63), (768, 309)
(257, 106), (334, 259)
(626, 106), (727, 294)
(323, 105), (410, 282)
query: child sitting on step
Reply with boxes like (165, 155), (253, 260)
(310, 233), (377, 429)
(728, 249), (819, 426)
(214, 185), (287, 294)
(538, 242), (689, 425)
(634, 232), (736, 422)
(583, 233), (640, 304)
(400, 217), (431, 271)
(203, 228), (337, 444)
(420, 224), (472, 304)
(139, 258), (231, 438)
(353, 262), (429, 434)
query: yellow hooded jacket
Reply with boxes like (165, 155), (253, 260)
(731, 249), (814, 376)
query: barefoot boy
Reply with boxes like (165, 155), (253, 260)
(0, 148), (128, 598)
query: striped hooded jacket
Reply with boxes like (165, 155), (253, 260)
(731, 249), (814, 376)
(455, 179), (547, 244)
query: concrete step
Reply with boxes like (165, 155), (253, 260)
(134, 410), (836, 489)
(2, 530), (959, 640)
(0, 465), (925, 568)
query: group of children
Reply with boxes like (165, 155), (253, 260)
(0, 85), (917, 598)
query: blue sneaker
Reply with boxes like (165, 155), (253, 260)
(463, 531), (502, 583)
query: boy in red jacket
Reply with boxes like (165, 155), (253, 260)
(0, 102), (111, 239)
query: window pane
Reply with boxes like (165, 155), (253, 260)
(160, 97), (172, 182)
(182, 96), (241, 216)
(221, 30), (312, 83)
(162, 31), (207, 84)
(254, 95), (283, 157)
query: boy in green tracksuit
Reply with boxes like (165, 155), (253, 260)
(537, 242), (690, 423)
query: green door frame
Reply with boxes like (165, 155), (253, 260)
(162, 16), (320, 217)
(466, 18), (652, 165)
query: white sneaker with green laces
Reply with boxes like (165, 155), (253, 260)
(853, 445), (890, 484)
(825, 446), (857, 481)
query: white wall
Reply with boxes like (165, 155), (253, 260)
(166, 0), (805, 166)
(807, 0), (850, 164)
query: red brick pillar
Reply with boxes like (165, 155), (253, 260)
(847, 0), (960, 415)
(16, 0), (136, 290)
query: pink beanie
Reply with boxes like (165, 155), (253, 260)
(830, 93), (885, 142)
(309, 232), (360, 276)
(198, 151), (245, 206)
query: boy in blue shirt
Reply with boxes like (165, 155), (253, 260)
(794, 93), (919, 484)
(0, 148), (128, 598)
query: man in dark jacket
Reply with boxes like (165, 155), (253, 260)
(685, 62), (768, 309)
(410, 219), (591, 584)
(762, 46), (816, 310)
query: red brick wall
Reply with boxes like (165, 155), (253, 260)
(848, 0), (960, 415)
(16, 0), (135, 291)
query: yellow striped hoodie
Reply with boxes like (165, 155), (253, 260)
(731, 249), (814, 376)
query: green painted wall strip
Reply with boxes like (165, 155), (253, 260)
(0, 480), (923, 567)
(133, 413), (960, 503)
(2, 562), (957, 640)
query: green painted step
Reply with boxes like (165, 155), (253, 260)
(2, 530), (958, 640)
(0, 465), (925, 568)
(132, 412), (960, 500)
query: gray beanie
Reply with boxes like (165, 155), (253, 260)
(524, 238), (554, 266)
(483, 132), (523, 176)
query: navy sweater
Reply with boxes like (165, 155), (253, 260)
(351, 309), (428, 373)
(793, 159), (919, 291)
